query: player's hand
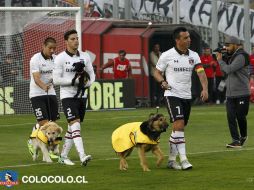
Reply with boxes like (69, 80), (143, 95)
(216, 52), (222, 61)
(43, 84), (51, 92)
(200, 90), (208, 102)
(160, 80), (171, 90)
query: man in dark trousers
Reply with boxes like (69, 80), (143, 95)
(216, 36), (250, 148)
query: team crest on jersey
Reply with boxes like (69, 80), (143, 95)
(80, 59), (85, 65)
(188, 58), (194, 65)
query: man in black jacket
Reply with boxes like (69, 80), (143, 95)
(216, 36), (250, 148)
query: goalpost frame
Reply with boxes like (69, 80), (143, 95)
(0, 7), (82, 50)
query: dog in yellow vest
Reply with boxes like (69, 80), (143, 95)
(30, 122), (63, 163)
(112, 114), (169, 171)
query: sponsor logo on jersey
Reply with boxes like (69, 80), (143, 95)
(40, 70), (53, 74)
(66, 68), (75, 72)
(80, 59), (85, 64)
(116, 64), (127, 71)
(174, 67), (192, 72)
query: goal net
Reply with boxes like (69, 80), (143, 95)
(0, 7), (81, 115)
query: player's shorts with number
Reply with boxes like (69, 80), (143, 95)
(165, 96), (191, 126)
(61, 98), (87, 122)
(30, 95), (59, 121)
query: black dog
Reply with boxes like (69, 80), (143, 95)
(71, 61), (90, 98)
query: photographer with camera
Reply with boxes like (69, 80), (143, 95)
(216, 36), (250, 148)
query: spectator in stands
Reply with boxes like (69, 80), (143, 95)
(200, 47), (217, 103)
(22, 0), (32, 6)
(104, 8), (112, 18)
(84, 1), (101, 18)
(33, 0), (42, 6)
(0, 0), (5, 6)
(11, 0), (22, 7)
(0, 54), (18, 86)
(150, 43), (163, 106)
(101, 50), (132, 79)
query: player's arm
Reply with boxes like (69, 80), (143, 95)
(195, 64), (208, 102)
(33, 72), (51, 92)
(127, 60), (132, 78)
(218, 54), (246, 74)
(30, 58), (50, 92)
(84, 55), (95, 87)
(153, 54), (170, 90)
(101, 59), (114, 70)
(53, 56), (72, 86)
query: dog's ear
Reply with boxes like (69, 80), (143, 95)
(40, 123), (50, 131)
(56, 126), (63, 134)
(140, 121), (149, 135)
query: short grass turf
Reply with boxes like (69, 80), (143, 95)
(0, 105), (254, 190)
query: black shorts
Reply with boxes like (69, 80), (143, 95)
(62, 98), (87, 123)
(30, 95), (60, 122)
(165, 96), (191, 126)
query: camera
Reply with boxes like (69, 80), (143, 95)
(212, 43), (228, 62)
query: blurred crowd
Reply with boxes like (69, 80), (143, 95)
(0, 0), (42, 7)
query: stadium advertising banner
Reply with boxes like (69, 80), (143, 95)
(131, 0), (254, 42)
(0, 79), (135, 114)
(93, 0), (254, 42)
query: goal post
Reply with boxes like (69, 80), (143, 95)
(0, 7), (82, 49)
(0, 6), (81, 115)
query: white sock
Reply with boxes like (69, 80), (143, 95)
(168, 141), (178, 161)
(71, 122), (86, 161)
(169, 131), (187, 162)
(61, 125), (74, 158)
(28, 123), (40, 144)
(32, 123), (40, 132)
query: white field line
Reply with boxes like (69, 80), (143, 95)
(0, 116), (146, 127)
(0, 147), (254, 169)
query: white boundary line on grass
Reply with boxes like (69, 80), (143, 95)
(0, 116), (145, 127)
(1, 147), (254, 169)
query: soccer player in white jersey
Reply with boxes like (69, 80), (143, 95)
(53, 29), (95, 166)
(154, 27), (208, 170)
(28, 37), (60, 158)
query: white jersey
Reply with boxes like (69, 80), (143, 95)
(156, 47), (201, 99)
(29, 52), (56, 98)
(53, 50), (95, 100)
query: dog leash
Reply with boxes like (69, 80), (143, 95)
(46, 79), (53, 121)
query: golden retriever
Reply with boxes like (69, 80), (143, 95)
(112, 114), (169, 171)
(30, 122), (63, 163)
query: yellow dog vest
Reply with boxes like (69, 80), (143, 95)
(112, 122), (159, 152)
(30, 129), (62, 145)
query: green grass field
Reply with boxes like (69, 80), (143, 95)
(0, 105), (254, 190)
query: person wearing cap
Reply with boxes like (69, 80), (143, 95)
(216, 36), (250, 148)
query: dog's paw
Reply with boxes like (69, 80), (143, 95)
(143, 168), (151, 172)
(119, 164), (128, 171)
(32, 154), (38, 161)
(46, 159), (53, 163)
(156, 159), (164, 167)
